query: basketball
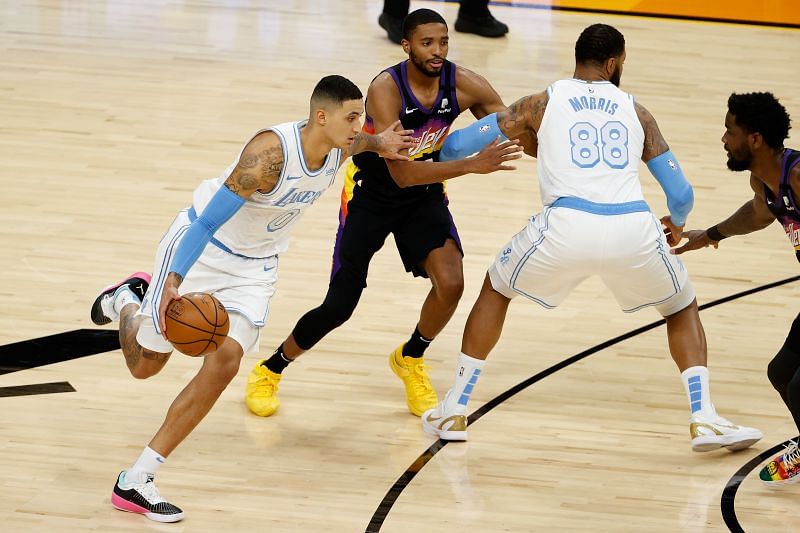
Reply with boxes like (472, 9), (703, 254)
(164, 292), (230, 357)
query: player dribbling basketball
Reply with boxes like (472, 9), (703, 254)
(88, 75), (418, 522)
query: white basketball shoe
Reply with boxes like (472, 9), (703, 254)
(422, 391), (469, 441)
(689, 411), (763, 452)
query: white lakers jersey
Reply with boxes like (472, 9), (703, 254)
(192, 120), (342, 259)
(537, 79), (645, 206)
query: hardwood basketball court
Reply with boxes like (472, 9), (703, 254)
(1, 1), (798, 531)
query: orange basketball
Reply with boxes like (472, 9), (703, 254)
(164, 292), (230, 357)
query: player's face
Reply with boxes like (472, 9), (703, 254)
(328, 99), (364, 149)
(403, 23), (449, 78)
(722, 112), (753, 171)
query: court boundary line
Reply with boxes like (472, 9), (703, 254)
(365, 274), (800, 532)
(721, 436), (799, 533)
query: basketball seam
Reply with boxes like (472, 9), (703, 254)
(165, 293), (228, 356)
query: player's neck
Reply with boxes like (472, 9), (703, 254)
(750, 148), (785, 191)
(299, 123), (331, 171)
(572, 66), (609, 83)
(405, 60), (440, 92)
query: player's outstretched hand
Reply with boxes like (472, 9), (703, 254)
(468, 137), (523, 174)
(660, 215), (684, 247)
(157, 272), (182, 339)
(378, 120), (414, 161)
(670, 229), (720, 255)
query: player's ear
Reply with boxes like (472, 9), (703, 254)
(315, 108), (327, 126)
(401, 38), (410, 54)
(604, 57), (617, 78)
(750, 131), (764, 150)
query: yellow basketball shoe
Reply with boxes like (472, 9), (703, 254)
(245, 360), (282, 417)
(389, 343), (438, 416)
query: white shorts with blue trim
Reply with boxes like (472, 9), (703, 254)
(135, 209), (278, 354)
(488, 203), (695, 317)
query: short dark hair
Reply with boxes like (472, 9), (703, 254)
(310, 75), (362, 108)
(403, 8), (447, 40)
(728, 92), (791, 150)
(575, 24), (625, 65)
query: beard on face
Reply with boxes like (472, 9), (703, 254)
(610, 65), (621, 87)
(725, 144), (753, 171)
(409, 50), (442, 78)
(726, 152), (752, 171)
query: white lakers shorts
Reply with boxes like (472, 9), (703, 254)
(135, 209), (277, 354)
(488, 203), (695, 317)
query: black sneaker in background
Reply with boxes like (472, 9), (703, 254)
(378, 12), (404, 44)
(454, 11), (509, 38)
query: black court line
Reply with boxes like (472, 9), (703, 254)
(0, 329), (120, 375)
(366, 274), (800, 532)
(428, 0), (800, 29)
(0, 381), (77, 397)
(721, 436), (799, 533)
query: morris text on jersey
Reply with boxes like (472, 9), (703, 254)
(569, 96), (619, 115)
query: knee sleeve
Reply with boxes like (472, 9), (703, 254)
(292, 269), (364, 350)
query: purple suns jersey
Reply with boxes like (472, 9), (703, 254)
(763, 148), (800, 262)
(345, 60), (461, 205)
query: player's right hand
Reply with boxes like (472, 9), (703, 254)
(670, 229), (720, 255)
(158, 273), (182, 338)
(467, 137), (523, 174)
(377, 119), (414, 161)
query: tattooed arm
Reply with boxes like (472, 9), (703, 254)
(496, 91), (549, 157)
(633, 101), (670, 162)
(223, 130), (284, 196)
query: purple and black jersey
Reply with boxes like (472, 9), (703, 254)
(763, 148), (800, 262)
(347, 60), (461, 206)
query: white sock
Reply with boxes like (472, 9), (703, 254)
(113, 286), (140, 316)
(442, 352), (486, 414)
(681, 366), (715, 416)
(127, 446), (166, 482)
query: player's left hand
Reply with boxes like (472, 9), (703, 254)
(158, 272), (182, 339)
(377, 120), (414, 161)
(660, 215), (684, 247)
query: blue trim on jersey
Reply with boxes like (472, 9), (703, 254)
(328, 149), (341, 187)
(187, 207), (273, 260)
(509, 208), (557, 308)
(226, 306), (266, 328)
(622, 215), (681, 313)
(294, 120), (329, 177)
(151, 222), (191, 334)
(550, 197), (650, 215)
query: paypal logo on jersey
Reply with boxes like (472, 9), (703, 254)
(568, 96), (618, 115)
(274, 187), (323, 207)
